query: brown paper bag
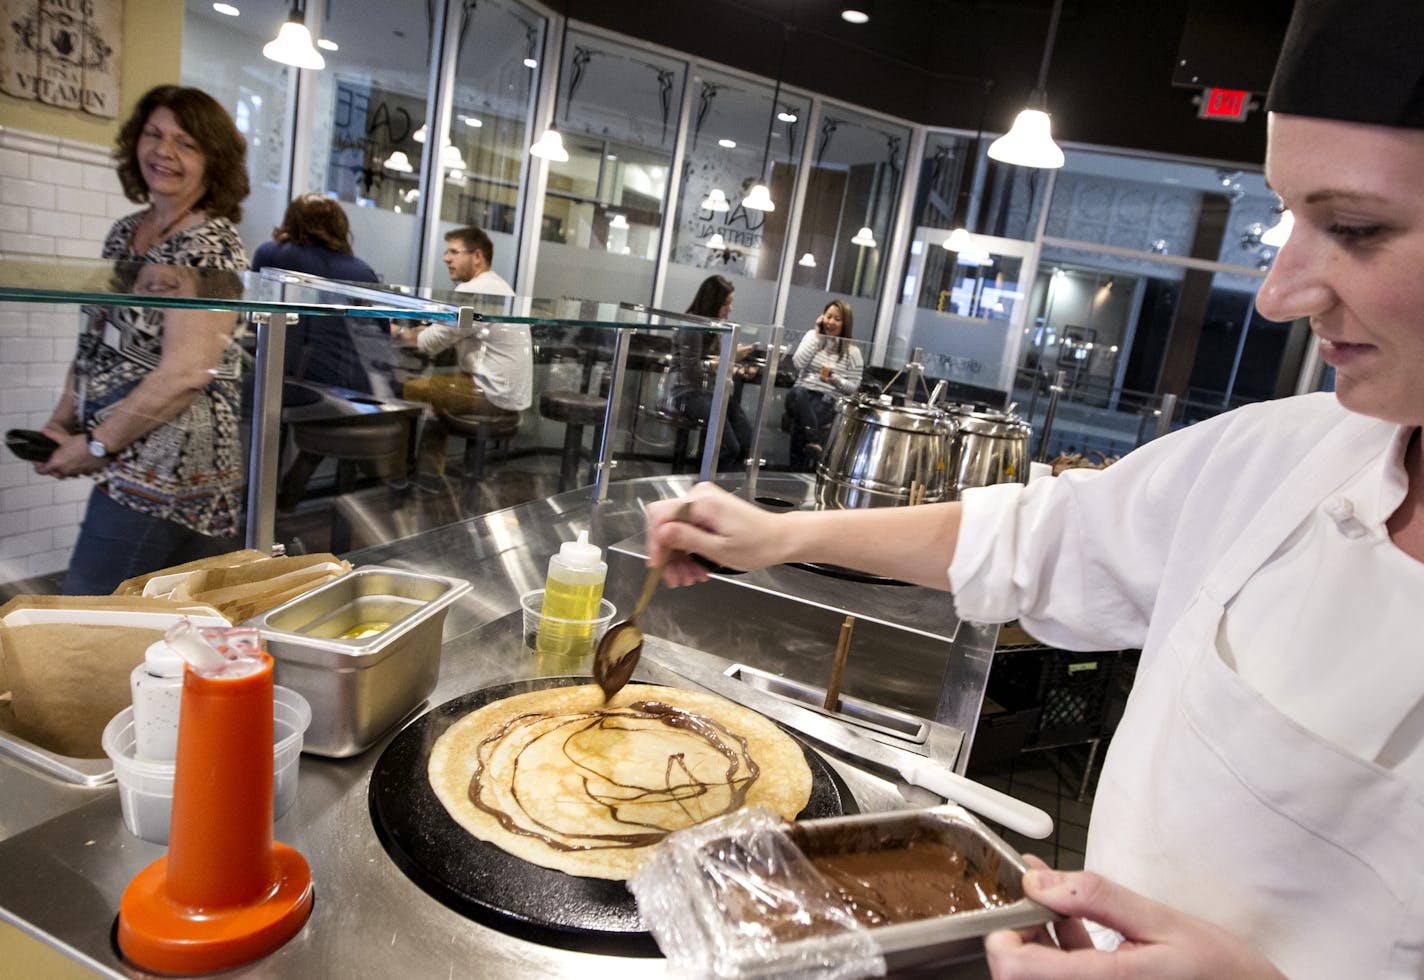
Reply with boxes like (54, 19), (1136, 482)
(169, 554), (351, 622)
(0, 595), (227, 759)
(112, 549), (271, 597)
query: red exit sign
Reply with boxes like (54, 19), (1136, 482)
(1198, 87), (1251, 122)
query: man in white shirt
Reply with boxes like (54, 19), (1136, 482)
(397, 227), (532, 485)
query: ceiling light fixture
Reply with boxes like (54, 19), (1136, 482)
(777, 110), (798, 123)
(316, 37), (337, 51)
(987, 0), (1064, 168)
(797, 252), (817, 268)
(383, 150), (413, 173)
(212, 3), (240, 16)
(608, 213), (629, 229)
(523, 57), (538, 69)
(701, 188), (730, 213)
(412, 123), (427, 143)
(851, 226), (877, 248)
(745, 28), (789, 213)
(440, 144), (467, 170)
(704, 233), (727, 250)
(462, 116), (482, 127)
(529, 10), (570, 162)
(262, 0), (325, 70)
(943, 227), (973, 252)
(840, 5), (871, 25)
(718, 138), (736, 148)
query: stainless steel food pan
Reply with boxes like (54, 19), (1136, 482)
(764, 806), (1055, 972)
(246, 567), (470, 757)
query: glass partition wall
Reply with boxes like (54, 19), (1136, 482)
(165, 1), (1322, 530)
(529, 31), (686, 304)
(662, 67), (811, 323)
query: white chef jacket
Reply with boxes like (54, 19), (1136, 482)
(418, 270), (531, 412)
(949, 392), (1424, 979)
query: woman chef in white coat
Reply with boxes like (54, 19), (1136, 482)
(644, 1), (1424, 976)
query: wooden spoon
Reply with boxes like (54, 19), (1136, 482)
(592, 501), (692, 700)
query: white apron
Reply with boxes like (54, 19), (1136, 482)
(1087, 420), (1424, 979)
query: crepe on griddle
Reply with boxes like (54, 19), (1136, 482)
(427, 682), (812, 880)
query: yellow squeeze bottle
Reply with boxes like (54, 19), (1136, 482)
(536, 531), (607, 658)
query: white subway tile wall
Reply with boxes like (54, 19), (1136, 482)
(0, 127), (130, 586)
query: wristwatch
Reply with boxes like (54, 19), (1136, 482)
(87, 438), (113, 459)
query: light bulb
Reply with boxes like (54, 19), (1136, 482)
(797, 252), (817, 268)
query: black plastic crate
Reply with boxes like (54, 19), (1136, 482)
(987, 647), (1124, 749)
(968, 699), (1041, 770)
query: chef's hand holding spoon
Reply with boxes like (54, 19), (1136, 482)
(647, 484), (789, 587)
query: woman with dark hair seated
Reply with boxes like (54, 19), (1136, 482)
(783, 298), (863, 471)
(665, 274), (755, 472)
(251, 193), (386, 393)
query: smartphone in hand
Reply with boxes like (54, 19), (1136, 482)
(6, 429), (61, 463)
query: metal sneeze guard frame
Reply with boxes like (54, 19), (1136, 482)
(0, 255), (772, 555)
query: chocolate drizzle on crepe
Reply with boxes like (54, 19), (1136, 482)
(468, 700), (760, 852)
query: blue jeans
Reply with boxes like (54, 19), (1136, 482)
(63, 487), (237, 595)
(784, 386), (838, 472)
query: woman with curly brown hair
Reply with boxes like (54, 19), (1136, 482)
(36, 84), (250, 595)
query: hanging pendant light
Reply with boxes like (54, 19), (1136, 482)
(262, 1), (325, 70)
(943, 227), (974, 252)
(851, 226), (877, 248)
(530, 9), (571, 162)
(701, 188), (730, 212)
(704, 233), (727, 250)
(797, 252), (817, 268)
(987, 0), (1064, 169)
(383, 150), (414, 172)
(608, 213), (629, 229)
(745, 27), (789, 213)
(412, 124), (427, 143)
(743, 183), (775, 212)
(440, 144), (467, 171)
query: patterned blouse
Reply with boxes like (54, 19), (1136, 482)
(74, 211), (249, 537)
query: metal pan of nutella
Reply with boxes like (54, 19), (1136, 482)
(771, 805), (1058, 970)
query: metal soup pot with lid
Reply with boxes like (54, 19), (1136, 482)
(815, 395), (959, 509)
(943, 403), (1032, 496)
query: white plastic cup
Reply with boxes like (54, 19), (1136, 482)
(101, 686), (312, 845)
(519, 589), (615, 661)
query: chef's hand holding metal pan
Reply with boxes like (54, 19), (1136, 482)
(646, 481), (965, 591)
(983, 855), (1286, 979)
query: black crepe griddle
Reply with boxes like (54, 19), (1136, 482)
(368, 677), (854, 955)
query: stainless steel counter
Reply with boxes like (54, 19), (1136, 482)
(0, 476), (996, 978)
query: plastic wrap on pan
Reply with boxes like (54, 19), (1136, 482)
(628, 807), (885, 980)
(630, 804), (1058, 979)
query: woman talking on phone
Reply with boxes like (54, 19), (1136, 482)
(783, 299), (863, 471)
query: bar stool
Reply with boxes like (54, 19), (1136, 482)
(439, 409), (521, 482)
(538, 390), (607, 491)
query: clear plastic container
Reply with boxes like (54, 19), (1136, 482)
(101, 686), (312, 845)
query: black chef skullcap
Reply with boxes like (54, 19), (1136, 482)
(1266, 0), (1424, 127)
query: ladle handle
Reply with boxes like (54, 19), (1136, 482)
(634, 501), (694, 620)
